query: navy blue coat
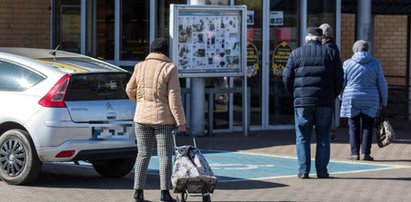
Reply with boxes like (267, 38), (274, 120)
(283, 40), (344, 108)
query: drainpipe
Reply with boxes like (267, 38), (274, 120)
(357, 0), (372, 51)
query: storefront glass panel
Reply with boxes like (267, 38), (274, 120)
(235, 0), (262, 126)
(268, 0), (299, 125)
(156, 0), (187, 39)
(121, 0), (150, 60)
(96, 0), (114, 60)
(53, 0), (81, 53)
(307, 0), (336, 28)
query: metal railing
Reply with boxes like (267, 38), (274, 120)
(181, 87), (250, 136)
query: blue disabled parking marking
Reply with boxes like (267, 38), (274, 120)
(54, 150), (401, 182)
(148, 150), (400, 182)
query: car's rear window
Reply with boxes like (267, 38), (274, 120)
(65, 73), (131, 101)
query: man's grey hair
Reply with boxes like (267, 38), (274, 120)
(305, 34), (322, 44)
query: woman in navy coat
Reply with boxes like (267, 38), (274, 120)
(340, 40), (388, 161)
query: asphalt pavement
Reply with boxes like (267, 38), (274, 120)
(0, 120), (410, 202)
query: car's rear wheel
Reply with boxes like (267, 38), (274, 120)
(0, 129), (42, 185)
(91, 158), (135, 178)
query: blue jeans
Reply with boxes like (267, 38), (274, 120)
(294, 107), (333, 176)
(348, 114), (374, 155)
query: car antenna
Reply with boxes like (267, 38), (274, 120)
(49, 45), (60, 60)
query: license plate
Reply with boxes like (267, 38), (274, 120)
(91, 126), (132, 140)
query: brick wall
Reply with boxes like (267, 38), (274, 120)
(340, 14), (356, 62)
(341, 13), (408, 86)
(0, 0), (50, 48)
(374, 15), (408, 86)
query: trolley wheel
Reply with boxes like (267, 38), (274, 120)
(202, 194), (211, 202)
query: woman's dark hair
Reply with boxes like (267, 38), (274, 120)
(150, 38), (169, 56)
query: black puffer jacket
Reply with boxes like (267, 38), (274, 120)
(283, 40), (343, 108)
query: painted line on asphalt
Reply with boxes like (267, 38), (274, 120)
(52, 149), (409, 183)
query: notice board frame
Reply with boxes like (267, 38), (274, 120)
(170, 4), (247, 78)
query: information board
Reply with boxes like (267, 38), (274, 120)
(170, 4), (247, 77)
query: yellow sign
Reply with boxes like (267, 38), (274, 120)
(246, 41), (260, 77)
(272, 41), (292, 76)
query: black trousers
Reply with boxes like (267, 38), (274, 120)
(348, 114), (374, 155)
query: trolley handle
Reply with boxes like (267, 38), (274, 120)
(172, 128), (197, 148)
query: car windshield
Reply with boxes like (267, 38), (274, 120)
(38, 58), (123, 73)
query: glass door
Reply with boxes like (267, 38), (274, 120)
(234, 0), (263, 127)
(268, 0), (300, 125)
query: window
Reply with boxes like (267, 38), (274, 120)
(53, 0), (81, 53)
(156, 0), (187, 39)
(121, 0), (150, 60)
(0, 60), (45, 91)
(96, 0), (115, 60)
(307, 0), (336, 28)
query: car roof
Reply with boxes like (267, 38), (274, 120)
(0, 47), (86, 59)
(0, 47), (128, 73)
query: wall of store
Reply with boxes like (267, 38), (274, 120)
(341, 14), (407, 87)
(340, 13), (355, 62)
(374, 15), (408, 86)
(0, 0), (50, 48)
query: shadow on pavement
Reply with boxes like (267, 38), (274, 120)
(215, 179), (288, 190)
(374, 159), (411, 163)
(28, 163), (133, 189)
(177, 130), (296, 151)
(336, 177), (411, 181)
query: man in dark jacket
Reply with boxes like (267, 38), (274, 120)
(283, 27), (343, 179)
(319, 23), (341, 141)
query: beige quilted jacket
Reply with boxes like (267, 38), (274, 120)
(126, 53), (186, 126)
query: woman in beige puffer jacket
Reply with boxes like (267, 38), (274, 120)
(126, 38), (186, 202)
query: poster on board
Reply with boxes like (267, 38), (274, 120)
(170, 4), (247, 77)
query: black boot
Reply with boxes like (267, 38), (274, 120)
(134, 189), (144, 202)
(160, 190), (176, 202)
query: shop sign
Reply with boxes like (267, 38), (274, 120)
(247, 10), (254, 25)
(246, 41), (259, 77)
(272, 41), (292, 76)
(270, 11), (283, 26)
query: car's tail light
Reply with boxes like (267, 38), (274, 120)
(38, 74), (70, 108)
(55, 150), (75, 158)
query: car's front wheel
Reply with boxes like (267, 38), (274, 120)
(0, 129), (42, 185)
(91, 158), (135, 178)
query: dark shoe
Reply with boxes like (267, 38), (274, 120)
(330, 130), (336, 141)
(317, 173), (330, 178)
(160, 190), (176, 202)
(298, 173), (309, 179)
(363, 155), (374, 161)
(134, 189), (144, 202)
(348, 155), (359, 160)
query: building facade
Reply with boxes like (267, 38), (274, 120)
(1, 0), (410, 133)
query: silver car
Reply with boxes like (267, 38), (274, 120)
(0, 48), (136, 185)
